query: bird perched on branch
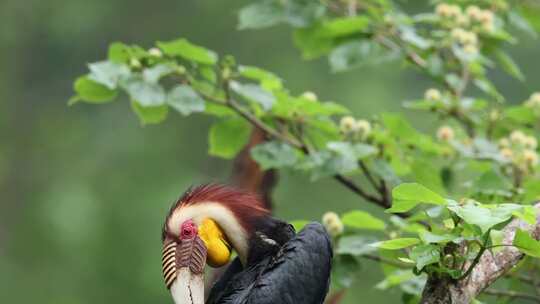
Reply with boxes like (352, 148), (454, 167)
(161, 184), (332, 304)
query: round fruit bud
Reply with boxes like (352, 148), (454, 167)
(129, 58), (142, 69)
(322, 212), (343, 237)
(500, 148), (514, 160)
(479, 10), (494, 25)
(148, 47), (163, 58)
(327, 221), (344, 237)
(301, 91), (318, 101)
(425, 88), (442, 101)
(451, 28), (466, 41)
(340, 116), (357, 133)
(524, 149), (539, 167)
(322, 211), (339, 226)
(437, 126), (455, 142)
(436, 3), (452, 17)
(466, 5), (482, 21)
(510, 130), (527, 145)
(355, 119), (372, 140)
(524, 136), (538, 150)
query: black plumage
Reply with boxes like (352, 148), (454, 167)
(206, 222), (332, 304)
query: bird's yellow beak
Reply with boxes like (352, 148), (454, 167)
(198, 218), (231, 267)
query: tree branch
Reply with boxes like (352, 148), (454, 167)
(200, 86), (390, 209)
(420, 203), (540, 303)
(483, 288), (540, 302)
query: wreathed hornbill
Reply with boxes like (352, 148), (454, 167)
(161, 184), (332, 304)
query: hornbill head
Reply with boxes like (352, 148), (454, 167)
(161, 184), (270, 304)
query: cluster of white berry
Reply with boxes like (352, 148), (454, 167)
(451, 27), (479, 55)
(322, 212), (344, 237)
(524, 92), (540, 109)
(499, 130), (539, 170)
(436, 3), (497, 57)
(436, 3), (496, 33)
(339, 116), (372, 140)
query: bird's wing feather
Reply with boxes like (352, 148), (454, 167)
(244, 222), (332, 304)
(207, 222), (332, 304)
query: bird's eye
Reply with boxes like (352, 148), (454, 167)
(180, 220), (197, 239)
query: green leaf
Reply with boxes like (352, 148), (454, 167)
(327, 141), (377, 159)
(167, 85), (205, 116)
(509, 11), (538, 38)
(447, 202), (518, 234)
(108, 42), (131, 63)
(122, 76), (166, 106)
(238, 65), (282, 90)
(341, 210), (386, 230)
(336, 235), (378, 256)
(208, 118), (251, 159)
(271, 92), (348, 118)
(204, 103), (236, 117)
(250, 141), (298, 170)
(73, 76), (118, 103)
(143, 64), (176, 83)
(419, 231), (457, 244)
(130, 101), (168, 125)
(88, 61), (130, 89)
(474, 78), (504, 102)
(370, 238), (420, 250)
(230, 81), (275, 110)
(513, 206), (539, 225)
(308, 141), (377, 176)
(293, 27), (335, 60)
(331, 255), (360, 289)
(524, 180), (540, 203)
(399, 25), (431, 50)
(290, 220), (309, 232)
(375, 270), (417, 290)
(387, 183), (446, 213)
(157, 38), (218, 65)
(199, 66), (217, 84)
(282, 2), (326, 28)
(513, 229), (540, 258)
(518, 5), (540, 33)
(238, 1), (282, 30)
(409, 244), (440, 269)
(493, 49), (525, 81)
(411, 159), (447, 196)
(505, 106), (536, 124)
(329, 40), (399, 72)
(317, 16), (370, 38)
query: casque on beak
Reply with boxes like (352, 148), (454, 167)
(162, 219), (232, 304)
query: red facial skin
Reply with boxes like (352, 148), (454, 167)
(180, 219), (198, 240)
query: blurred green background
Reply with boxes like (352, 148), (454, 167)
(1, 1), (539, 303)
